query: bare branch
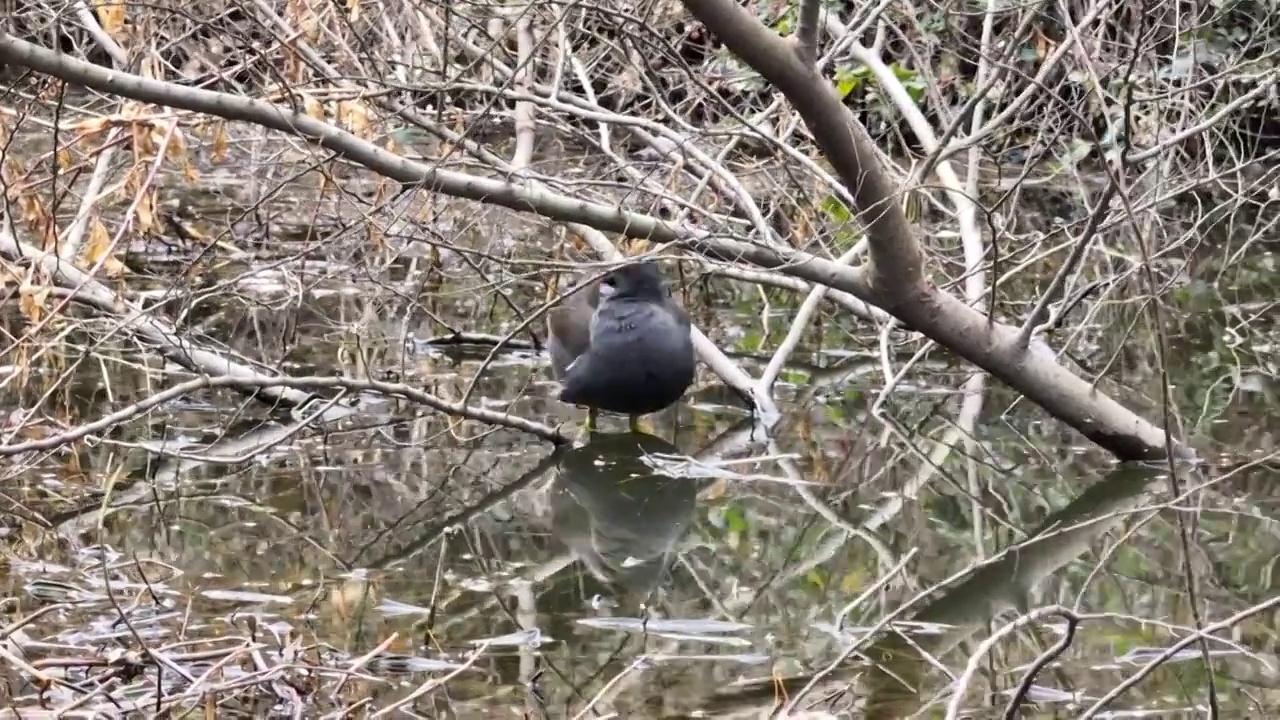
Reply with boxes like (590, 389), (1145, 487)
(795, 0), (822, 66)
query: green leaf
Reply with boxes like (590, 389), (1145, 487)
(820, 194), (852, 223)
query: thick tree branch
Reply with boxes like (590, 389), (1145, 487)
(675, 0), (924, 300)
(795, 0), (822, 66)
(670, 3), (1193, 462)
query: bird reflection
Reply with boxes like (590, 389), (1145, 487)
(550, 431), (697, 603)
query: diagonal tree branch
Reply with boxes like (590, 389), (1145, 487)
(668, 3), (1195, 463)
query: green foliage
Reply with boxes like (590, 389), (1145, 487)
(738, 327), (765, 353)
(820, 194), (852, 223)
(781, 369), (808, 386)
(819, 194), (863, 251)
(833, 63), (926, 103)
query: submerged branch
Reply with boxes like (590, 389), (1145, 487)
(0, 373), (571, 457)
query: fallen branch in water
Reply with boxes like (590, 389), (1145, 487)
(0, 207), (570, 448)
(0, 372), (571, 457)
(0, 210), (330, 415)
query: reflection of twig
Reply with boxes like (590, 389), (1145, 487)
(834, 549), (918, 630)
(1001, 610), (1079, 719)
(418, 332), (538, 351)
(1080, 594), (1280, 719)
(358, 448), (564, 568)
(0, 602), (71, 640)
(0, 373), (568, 457)
(333, 632), (399, 696)
(758, 241), (864, 394)
(370, 640), (492, 718)
(944, 605), (1078, 720)
(572, 655), (648, 720)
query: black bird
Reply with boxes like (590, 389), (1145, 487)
(546, 262), (696, 431)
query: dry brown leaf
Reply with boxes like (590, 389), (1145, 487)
(338, 100), (372, 138)
(150, 122), (178, 159)
(18, 283), (50, 324)
(302, 93), (325, 122)
(3, 153), (27, 178)
(121, 165), (142, 201)
(328, 577), (375, 621)
(347, 0), (361, 21)
(120, 101), (144, 121)
(135, 190), (157, 235)
(625, 238), (651, 255)
(130, 122), (153, 159)
(288, 0), (320, 43)
(139, 55), (162, 80)
(702, 477), (729, 500)
(283, 50), (303, 85)
(373, 178), (391, 206)
(415, 200), (434, 223)
(91, 0), (126, 40)
(163, 125), (198, 181)
(17, 193), (48, 231)
(82, 217), (126, 277)
(56, 148), (73, 170)
(74, 117), (113, 146)
(211, 122), (229, 163)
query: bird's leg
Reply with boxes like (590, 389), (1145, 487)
(586, 407), (599, 433)
(628, 414), (655, 434)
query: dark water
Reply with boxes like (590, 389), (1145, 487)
(2, 267), (1276, 718)
(0, 121), (1277, 717)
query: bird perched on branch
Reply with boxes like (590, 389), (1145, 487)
(546, 262), (695, 431)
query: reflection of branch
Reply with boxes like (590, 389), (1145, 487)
(0, 374), (569, 457)
(358, 448), (563, 568)
(370, 639), (491, 718)
(944, 605), (1078, 720)
(1000, 609), (1079, 718)
(1080, 594), (1280, 719)
(572, 656), (648, 720)
(758, 241), (863, 393)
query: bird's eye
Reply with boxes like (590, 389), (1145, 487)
(597, 275), (618, 297)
